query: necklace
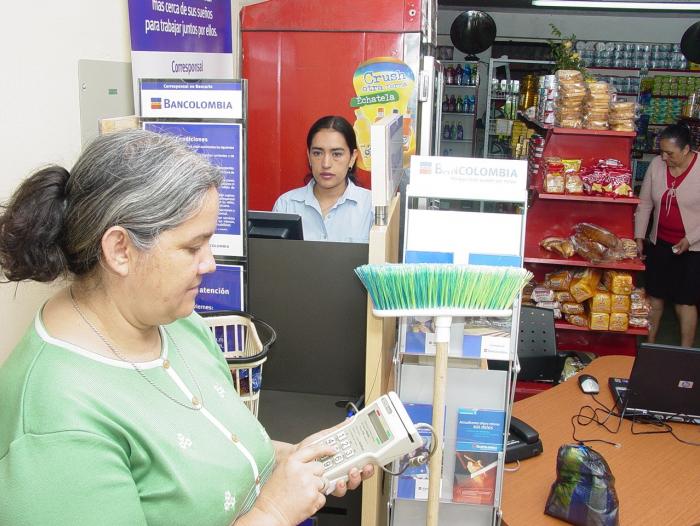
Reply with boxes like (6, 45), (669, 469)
(69, 288), (205, 411)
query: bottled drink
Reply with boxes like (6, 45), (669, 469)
(454, 64), (463, 86)
(443, 121), (451, 140)
(456, 96), (464, 113)
(448, 95), (456, 113)
(446, 66), (454, 85)
(442, 94), (449, 113)
(456, 122), (464, 140)
(462, 64), (472, 86)
(449, 121), (456, 140)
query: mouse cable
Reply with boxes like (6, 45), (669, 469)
(504, 460), (521, 473)
(570, 394), (631, 448)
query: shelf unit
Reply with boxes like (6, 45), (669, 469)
(524, 126), (646, 357)
(439, 59), (479, 157)
(483, 58), (553, 160)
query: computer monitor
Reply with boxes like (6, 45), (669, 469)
(247, 211), (304, 240)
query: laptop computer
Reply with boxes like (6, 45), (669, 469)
(608, 342), (700, 425)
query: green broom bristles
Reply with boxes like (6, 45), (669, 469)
(355, 263), (533, 312)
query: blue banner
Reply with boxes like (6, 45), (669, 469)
(128, 0), (232, 53)
(195, 264), (244, 313)
(143, 121), (243, 257)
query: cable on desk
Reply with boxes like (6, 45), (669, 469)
(570, 393), (628, 448)
(504, 460), (521, 472)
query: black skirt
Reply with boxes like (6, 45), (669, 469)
(644, 238), (700, 305)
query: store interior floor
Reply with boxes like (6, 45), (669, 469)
(654, 302), (700, 348)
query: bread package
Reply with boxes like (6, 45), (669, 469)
(589, 311), (610, 331)
(602, 270), (633, 295)
(620, 238), (639, 259)
(629, 316), (649, 328)
(611, 294), (631, 313)
(565, 313), (588, 327)
(570, 268), (603, 303)
(554, 290), (574, 303)
(588, 291), (612, 313)
(544, 269), (574, 291)
(574, 223), (621, 248)
(532, 286), (555, 303)
(609, 312), (629, 332)
(571, 232), (608, 262)
(540, 237), (575, 258)
(561, 302), (585, 315)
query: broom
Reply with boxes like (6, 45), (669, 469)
(355, 263), (532, 526)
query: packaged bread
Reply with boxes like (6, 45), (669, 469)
(545, 172), (565, 193)
(629, 316), (649, 328)
(570, 268), (603, 303)
(588, 291), (612, 313)
(554, 290), (574, 303)
(574, 223), (621, 248)
(620, 238), (639, 259)
(565, 313), (588, 327)
(561, 302), (585, 315)
(556, 69), (584, 82)
(630, 300), (651, 317)
(532, 286), (555, 303)
(589, 311), (610, 331)
(565, 173), (584, 194)
(571, 232), (608, 262)
(544, 269), (574, 291)
(611, 294), (631, 313)
(630, 287), (646, 302)
(587, 81), (609, 93)
(602, 270), (633, 295)
(540, 236), (575, 258)
(536, 301), (561, 310)
(609, 312), (629, 332)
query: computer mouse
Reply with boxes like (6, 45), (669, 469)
(578, 374), (600, 394)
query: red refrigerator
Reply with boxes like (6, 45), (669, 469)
(241, 0), (439, 211)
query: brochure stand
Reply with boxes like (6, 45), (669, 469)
(388, 155), (528, 526)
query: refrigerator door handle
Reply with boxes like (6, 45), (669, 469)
(419, 70), (431, 102)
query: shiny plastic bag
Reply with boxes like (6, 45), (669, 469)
(545, 444), (620, 526)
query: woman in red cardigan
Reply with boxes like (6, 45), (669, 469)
(634, 123), (700, 347)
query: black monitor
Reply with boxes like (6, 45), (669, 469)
(247, 211), (304, 240)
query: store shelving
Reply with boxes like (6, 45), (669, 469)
(440, 58), (479, 157)
(524, 126), (643, 356)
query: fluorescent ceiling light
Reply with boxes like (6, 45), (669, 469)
(532, 0), (700, 9)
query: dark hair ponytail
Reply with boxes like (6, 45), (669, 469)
(0, 166), (71, 282)
(660, 123), (693, 150)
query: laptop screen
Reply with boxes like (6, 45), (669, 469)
(626, 343), (700, 420)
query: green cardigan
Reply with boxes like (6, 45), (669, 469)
(0, 311), (275, 525)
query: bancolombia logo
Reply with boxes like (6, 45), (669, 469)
(158, 98), (234, 110)
(432, 162), (518, 178)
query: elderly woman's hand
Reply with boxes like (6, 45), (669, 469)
(672, 237), (689, 255)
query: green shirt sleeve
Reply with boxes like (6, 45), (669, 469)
(1, 431), (148, 526)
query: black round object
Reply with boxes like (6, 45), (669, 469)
(681, 21), (700, 64)
(450, 11), (497, 56)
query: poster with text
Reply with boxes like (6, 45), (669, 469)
(194, 263), (244, 314)
(143, 121), (244, 257)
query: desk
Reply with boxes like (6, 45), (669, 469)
(502, 355), (700, 526)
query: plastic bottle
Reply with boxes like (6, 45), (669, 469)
(456, 122), (464, 141)
(449, 121), (456, 140)
(454, 64), (463, 86)
(442, 94), (449, 113)
(463, 64), (472, 86)
(443, 121), (451, 140)
(353, 109), (372, 171)
(456, 96), (464, 113)
(448, 95), (456, 113)
(446, 66), (454, 85)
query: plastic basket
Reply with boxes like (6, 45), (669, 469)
(201, 311), (276, 417)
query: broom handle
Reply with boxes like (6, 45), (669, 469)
(427, 316), (451, 526)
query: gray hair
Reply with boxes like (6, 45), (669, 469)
(0, 128), (222, 281)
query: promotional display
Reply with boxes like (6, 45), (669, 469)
(370, 114), (405, 214)
(143, 121), (244, 258)
(127, 0), (233, 106)
(351, 57), (417, 170)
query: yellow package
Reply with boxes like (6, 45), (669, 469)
(554, 290), (574, 303)
(570, 268), (603, 303)
(545, 269), (574, 291)
(589, 311), (610, 331)
(609, 312), (629, 332)
(588, 291), (611, 313)
(611, 294), (631, 313)
(602, 270), (633, 295)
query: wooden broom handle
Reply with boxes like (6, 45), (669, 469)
(427, 318), (450, 526)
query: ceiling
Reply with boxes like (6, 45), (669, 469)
(437, 0), (700, 13)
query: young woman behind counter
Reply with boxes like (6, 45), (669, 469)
(273, 115), (373, 243)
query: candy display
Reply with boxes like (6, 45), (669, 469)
(579, 159), (633, 198)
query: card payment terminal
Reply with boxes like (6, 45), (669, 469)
(313, 392), (424, 494)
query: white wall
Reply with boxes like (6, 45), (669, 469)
(0, 2), (131, 364)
